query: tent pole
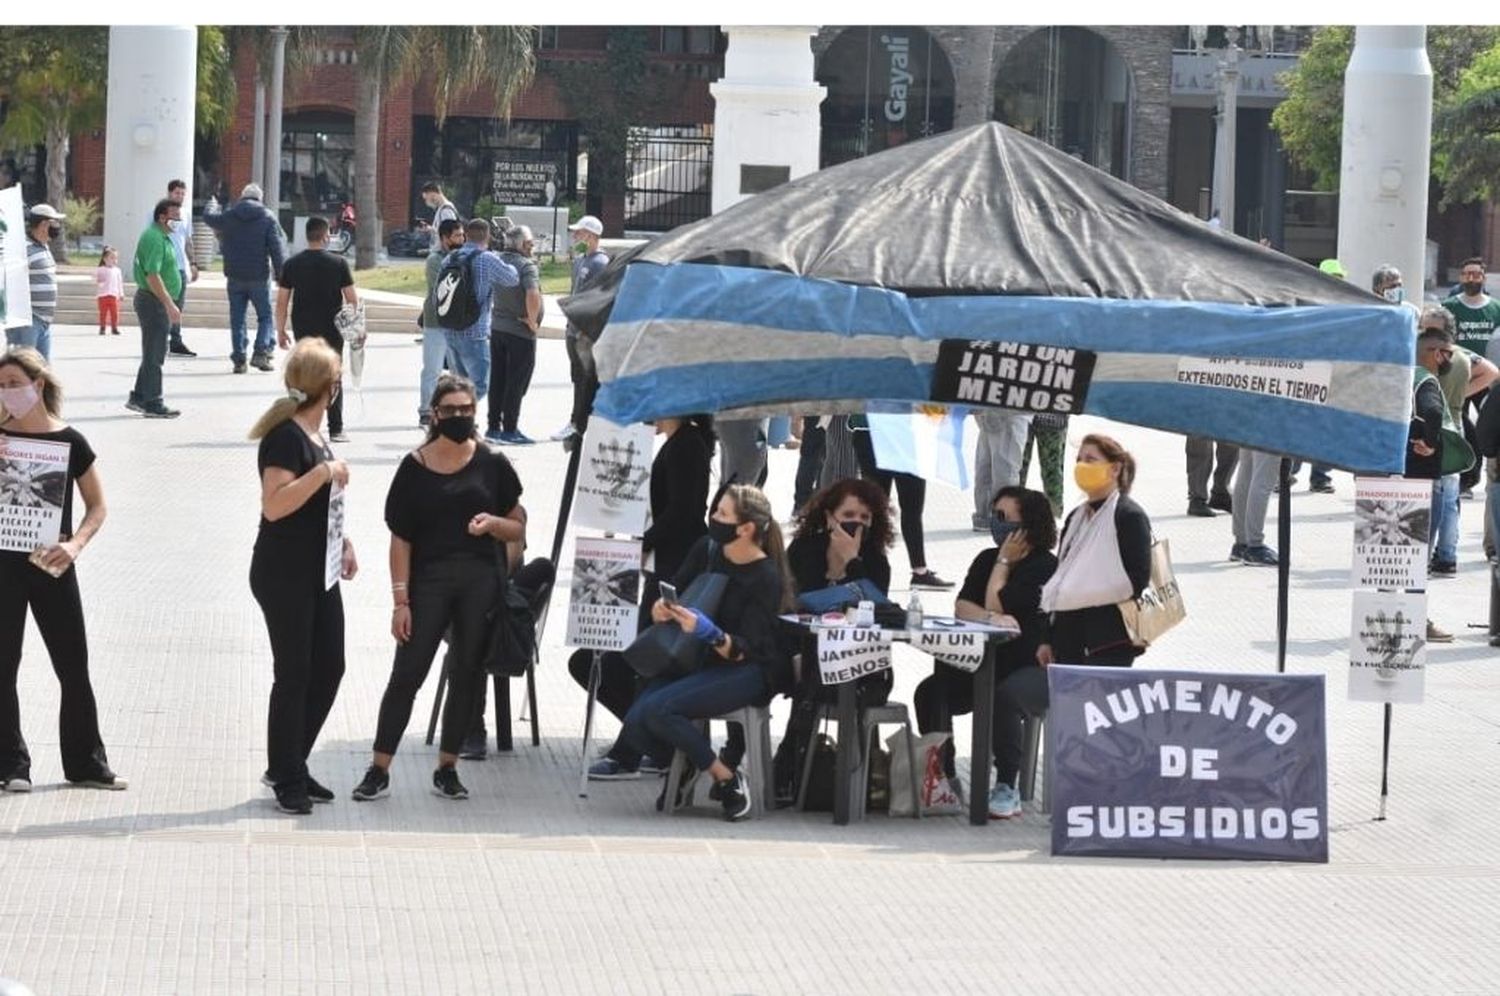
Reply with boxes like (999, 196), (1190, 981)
(536, 441), (584, 652)
(1377, 702), (1392, 820)
(1277, 457), (1291, 673)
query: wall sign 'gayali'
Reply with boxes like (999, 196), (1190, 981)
(929, 339), (1097, 414)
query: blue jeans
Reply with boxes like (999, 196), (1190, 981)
(419, 327), (453, 417)
(227, 279), (275, 363)
(5, 319), (51, 362)
(620, 664), (768, 772)
(1431, 473), (1460, 565)
(444, 332), (490, 402)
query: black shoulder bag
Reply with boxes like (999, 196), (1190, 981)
(622, 543), (729, 680)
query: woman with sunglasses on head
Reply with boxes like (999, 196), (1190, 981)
(0, 347), (126, 794)
(352, 375), (525, 803)
(1037, 434), (1153, 670)
(914, 485), (1057, 820)
(248, 337), (354, 815)
(617, 484), (793, 821)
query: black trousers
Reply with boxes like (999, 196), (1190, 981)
(250, 556), (346, 789)
(374, 555), (495, 757)
(1185, 436), (1239, 503)
(294, 330), (345, 435)
(0, 555), (109, 782)
(852, 428), (929, 569)
(489, 333), (537, 434)
(914, 662), (1048, 786)
(565, 331), (599, 432)
(794, 416), (826, 512)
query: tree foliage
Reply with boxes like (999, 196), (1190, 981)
(1272, 26), (1500, 193)
(1433, 44), (1500, 206)
(551, 28), (655, 201)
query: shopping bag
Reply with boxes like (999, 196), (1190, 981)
(886, 729), (963, 816)
(1117, 537), (1186, 648)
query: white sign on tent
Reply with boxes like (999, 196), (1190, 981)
(0, 186), (32, 331)
(571, 417), (653, 535)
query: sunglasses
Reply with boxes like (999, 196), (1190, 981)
(435, 403), (476, 418)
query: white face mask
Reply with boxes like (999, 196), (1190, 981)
(0, 383), (40, 418)
(1383, 286), (1404, 303)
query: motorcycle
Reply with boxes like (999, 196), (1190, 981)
(385, 220), (433, 258)
(328, 202), (356, 255)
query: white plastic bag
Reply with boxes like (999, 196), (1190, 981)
(887, 729), (963, 816)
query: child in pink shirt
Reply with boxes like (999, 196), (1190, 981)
(95, 246), (123, 335)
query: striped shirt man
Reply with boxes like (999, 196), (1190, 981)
(27, 236), (57, 325)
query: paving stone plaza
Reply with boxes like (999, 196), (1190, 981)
(0, 306), (1496, 994)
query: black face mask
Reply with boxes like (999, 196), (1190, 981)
(707, 519), (741, 545)
(46, 224), (60, 239)
(1463, 280), (1485, 296)
(1437, 359), (1455, 377)
(436, 415), (474, 442)
(838, 520), (862, 538)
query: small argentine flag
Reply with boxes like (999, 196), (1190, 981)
(867, 403), (971, 490)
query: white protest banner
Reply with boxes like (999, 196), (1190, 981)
(913, 628), (986, 672)
(1349, 589), (1426, 705)
(324, 481), (346, 591)
(816, 626), (893, 685)
(1175, 356), (1332, 406)
(1351, 477), (1432, 592)
(0, 186), (31, 330)
(571, 416), (654, 536)
(0, 436), (68, 553)
(567, 536), (642, 651)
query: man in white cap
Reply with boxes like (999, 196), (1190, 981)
(5, 203), (64, 361)
(554, 214), (608, 444)
(203, 183), (286, 373)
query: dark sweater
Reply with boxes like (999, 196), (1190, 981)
(785, 531), (892, 596)
(672, 536), (785, 693)
(958, 547), (1058, 678)
(1407, 377), (1447, 479)
(641, 427), (710, 580)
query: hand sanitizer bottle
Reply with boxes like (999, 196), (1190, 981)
(906, 591), (923, 632)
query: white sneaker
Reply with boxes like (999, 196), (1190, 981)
(550, 423), (578, 442)
(2, 776), (32, 793)
(987, 782), (1020, 820)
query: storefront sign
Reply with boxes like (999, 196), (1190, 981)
(930, 340), (1096, 414)
(1048, 666), (1328, 862)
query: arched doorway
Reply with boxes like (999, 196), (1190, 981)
(993, 28), (1133, 180)
(279, 110), (355, 216)
(817, 27), (955, 168)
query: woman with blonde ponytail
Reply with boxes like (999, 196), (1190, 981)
(617, 483), (793, 822)
(248, 337), (357, 815)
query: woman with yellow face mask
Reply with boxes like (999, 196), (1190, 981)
(1035, 434), (1154, 668)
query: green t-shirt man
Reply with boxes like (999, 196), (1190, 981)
(1442, 295), (1500, 355)
(134, 223), (183, 300)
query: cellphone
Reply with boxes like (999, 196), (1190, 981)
(659, 582), (678, 606)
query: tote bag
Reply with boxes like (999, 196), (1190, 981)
(622, 568), (729, 679)
(1116, 538), (1186, 648)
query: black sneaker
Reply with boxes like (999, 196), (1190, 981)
(1208, 491), (1233, 513)
(1430, 560), (1458, 578)
(1309, 479), (1335, 494)
(250, 352), (274, 372)
(432, 766), (469, 800)
(351, 765), (390, 801)
(910, 570), (955, 590)
(717, 770), (751, 822)
(142, 403), (181, 419)
(1187, 500), (1216, 517)
(458, 730), (488, 761)
(168, 344), (197, 357)
(124, 397), (145, 414)
(1242, 545), (1279, 567)
(1229, 543), (1247, 563)
(261, 771), (334, 803)
(637, 754), (673, 776)
(274, 784), (313, 815)
(232, 360), (248, 374)
(69, 768), (129, 791)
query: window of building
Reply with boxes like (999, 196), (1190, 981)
(537, 26), (559, 51)
(816, 27), (957, 169)
(660, 27), (718, 55)
(409, 117), (579, 222)
(278, 112), (354, 215)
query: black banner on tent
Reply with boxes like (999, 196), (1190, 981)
(1047, 665), (1329, 862)
(929, 339), (1096, 414)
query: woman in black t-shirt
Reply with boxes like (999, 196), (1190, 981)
(914, 485), (1058, 820)
(248, 338), (355, 815)
(0, 348), (126, 792)
(352, 374), (525, 803)
(618, 485), (792, 821)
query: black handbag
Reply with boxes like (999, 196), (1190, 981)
(622, 549), (729, 679)
(482, 580), (537, 677)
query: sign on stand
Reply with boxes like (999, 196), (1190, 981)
(1348, 590), (1426, 705)
(816, 627), (893, 685)
(566, 536), (642, 652)
(492, 153), (567, 208)
(1047, 665), (1328, 862)
(1351, 478), (1432, 591)
(571, 418), (654, 536)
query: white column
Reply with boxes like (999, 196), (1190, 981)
(251, 81), (267, 189)
(709, 26), (826, 215)
(265, 27), (289, 224)
(1337, 26), (1432, 298)
(1211, 35), (1241, 230)
(103, 26), (198, 253)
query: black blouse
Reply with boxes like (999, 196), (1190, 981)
(671, 536), (784, 675)
(253, 420), (332, 576)
(384, 444), (522, 569)
(641, 427), (710, 580)
(785, 531), (892, 596)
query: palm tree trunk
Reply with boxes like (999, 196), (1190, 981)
(353, 69), (381, 271)
(46, 119), (70, 262)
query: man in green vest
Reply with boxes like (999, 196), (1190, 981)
(1442, 257), (1500, 497)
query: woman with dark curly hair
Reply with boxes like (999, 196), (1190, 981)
(914, 485), (1058, 820)
(772, 477), (897, 803)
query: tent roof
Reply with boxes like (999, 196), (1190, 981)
(562, 121), (1379, 338)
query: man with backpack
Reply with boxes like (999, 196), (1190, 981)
(431, 218), (518, 402)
